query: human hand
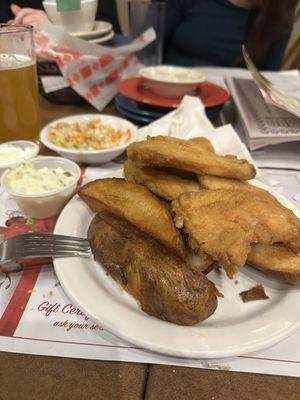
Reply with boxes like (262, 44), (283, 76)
(10, 4), (48, 29)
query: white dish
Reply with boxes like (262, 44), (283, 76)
(0, 140), (39, 177)
(43, 0), (98, 34)
(71, 20), (113, 39)
(2, 156), (81, 219)
(88, 30), (114, 44)
(139, 66), (206, 98)
(140, 66), (206, 84)
(53, 175), (300, 359)
(40, 114), (138, 165)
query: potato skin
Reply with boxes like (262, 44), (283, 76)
(88, 211), (218, 326)
(79, 178), (186, 260)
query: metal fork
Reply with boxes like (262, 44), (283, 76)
(0, 233), (92, 267)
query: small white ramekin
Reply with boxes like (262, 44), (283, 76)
(0, 140), (39, 178)
(1, 156), (81, 219)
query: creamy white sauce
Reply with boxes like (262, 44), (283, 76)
(0, 145), (36, 167)
(140, 66), (205, 84)
(5, 163), (76, 195)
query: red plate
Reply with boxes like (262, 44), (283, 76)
(118, 77), (230, 109)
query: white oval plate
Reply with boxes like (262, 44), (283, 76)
(71, 20), (113, 39)
(53, 176), (300, 359)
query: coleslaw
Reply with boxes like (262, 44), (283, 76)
(47, 118), (132, 151)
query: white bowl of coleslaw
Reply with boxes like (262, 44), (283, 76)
(40, 114), (138, 165)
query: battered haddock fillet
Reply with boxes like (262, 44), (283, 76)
(199, 175), (253, 190)
(198, 175), (276, 200)
(184, 136), (215, 153)
(88, 210), (218, 325)
(172, 190), (300, 277)
(247, 244), (300, 285)
(127, 136), (255, 181)
(141, 136), (215, 153)
(124, 160), (200, 201)
(79, 178), (186, 260)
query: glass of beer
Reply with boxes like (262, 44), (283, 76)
(0, 24), (40, 143)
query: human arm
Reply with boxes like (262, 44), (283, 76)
(10, 4), (48, 29)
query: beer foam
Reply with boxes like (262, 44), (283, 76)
(0, 54), (34, 70)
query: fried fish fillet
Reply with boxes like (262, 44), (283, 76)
(157, 168), (197, 181)
(127, 136), (255, 180)
(186, 137), (215, 153)
(198, 175), (276, 200)
(199, 175), (253, 191)
(124, 160), (200, 201)
(149, 135), (215, 181)
(88, 210), (218, 325)
(79, 178), (185, 259)
(172, 189), (300, 277)
(247, 244), (300, 285)
(143, 136), (215, 153)
(186, 250), (215, 275)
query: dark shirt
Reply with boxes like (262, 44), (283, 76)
(164, 0), (290, 70)
(0, 0), (42, 22)
(0, 0), (120, 32)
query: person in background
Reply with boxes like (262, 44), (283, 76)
(5, 3), (47, 26)
(0, 0), (120, 32)
(0, 0), (40, 23)
(164, 0), (299, 70)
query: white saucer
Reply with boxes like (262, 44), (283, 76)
(71, 21), (113, 39)
(88, 30), (114, 44)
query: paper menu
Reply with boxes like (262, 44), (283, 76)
(242, 45), (300, 119)
(226, 77), (300, 150)
(264, 75), (300, 101)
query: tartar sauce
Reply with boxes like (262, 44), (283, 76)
(5, 163), (77, 195)
(0, 145), (36, 167)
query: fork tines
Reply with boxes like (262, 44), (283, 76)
(21, 233), (90, 247)
(15, 233), (91, 258)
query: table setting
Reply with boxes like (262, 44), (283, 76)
(1, 91), (300, 373)
(1, 1), (300, 398)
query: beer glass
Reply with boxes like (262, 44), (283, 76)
(0, 24), (40, 143)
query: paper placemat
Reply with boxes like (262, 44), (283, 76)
(0, 97), (300, 377)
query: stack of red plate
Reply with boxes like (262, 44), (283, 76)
(116, 69), (230, 125)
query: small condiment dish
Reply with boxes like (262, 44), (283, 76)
(1, 156), (81, 219)
(40, 114), (138, 165)
(0, 140), (39, 178)
(139, 66), (206, 98)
